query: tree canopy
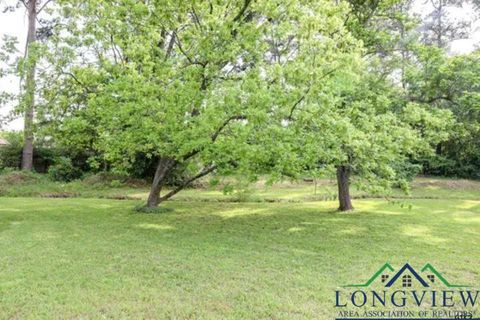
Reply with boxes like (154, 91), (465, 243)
(0, 0), (478, 210)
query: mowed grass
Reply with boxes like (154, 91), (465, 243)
(1, 196), (480, 319)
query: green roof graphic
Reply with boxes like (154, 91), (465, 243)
(343, 263), (470, 288)
(421, 263), (470, 288)
(343, 263), (394, 288)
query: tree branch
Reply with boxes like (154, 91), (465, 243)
(174, 31), (195, 64)
(164, 30), (176, 60)
(181, 115), (246, 161)
(159, 164), (217, 201)
(233, 0), (252, 22)
(61, 71), (95, 93)
(287, 87), (310, 121)
(409, 95), (455, 105)
(191, 6), (203, 30)
(211, 115), (246, 142)
(19, 0), (28, 10)
(37, 0), (54, 14)
(287, 67), (340, 120)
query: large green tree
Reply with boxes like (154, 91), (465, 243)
(285, 0), (454, 211)
(43, 0), (360, 207)
(287, 66), (453, 211)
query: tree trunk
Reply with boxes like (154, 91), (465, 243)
(21, 0), (37, 171)
(146, 158), (176, 208)
(336, 165), (353, 211)
(437, 1), (443, 48)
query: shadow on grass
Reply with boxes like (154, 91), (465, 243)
(2, 198), (478, 266)
(1, 197), (479, 318)
(125, 200), (475, 257)
(133, 204), (175, 214)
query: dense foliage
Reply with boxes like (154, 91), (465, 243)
(406, 48), (480, 178)
(0, 0), (479, 210)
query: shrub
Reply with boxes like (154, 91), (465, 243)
(109, 179), (123, 188)
(128, 153), (157, 179)
(0, 132), (56, 172)
(48, 157), (83, 182)
(83, 172), (126, 185)
(0, 170), (41, 185)
(82, 171), (148, 188)
(392, 161), (422, 182)
(0, 132), (23, 169)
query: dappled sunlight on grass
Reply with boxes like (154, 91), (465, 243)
(324, 217), (348, 222)
(87, 204), (114, 209)
(463, 227), (479, 235)
(450, 207), (480, 224)
(287, 248), (319, 256)
(297, 201), (338, 211)
(135, 223), (176, 231)
(455, 200), (480, 210)
(214, 207), (271, 218)
(336, 226), (368, 235)
(0, 196), (479, 319)
(452, 215), (480, 224)
(367, 209), (406, 215)
(299, 221), (321, 226)
(32, 231), (59, 240)
(402, 225), (430, 236)
(287, 226), (305, 233)
(353, 200), (417, 215)
(129, 192), (149, 199)
(401, 225), (448, 243)
(351, 200), (383, 211)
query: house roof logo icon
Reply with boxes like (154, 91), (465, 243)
(343, 263), (469, 288)
(385, 263), (429, 287)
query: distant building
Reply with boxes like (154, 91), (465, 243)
(0, 138), (9, 146)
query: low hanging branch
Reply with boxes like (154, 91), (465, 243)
(287, 67), (341, 121)
(233, 0), (253, 22)
(37, 0), (54, 14)
(211, 115), (247, 142)
(181, 114), (246, 161)
(287, 86), (311, 121)
(147, 114), (245, 205)
(159, 164), (218, 201)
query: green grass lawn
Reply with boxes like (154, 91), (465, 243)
(1, 196), (480, 319)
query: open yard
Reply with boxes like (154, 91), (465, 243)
(1, 182), (480, 319)
(2, 0), (480, 318)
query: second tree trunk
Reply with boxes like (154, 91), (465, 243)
(336, 165), (353, 211)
